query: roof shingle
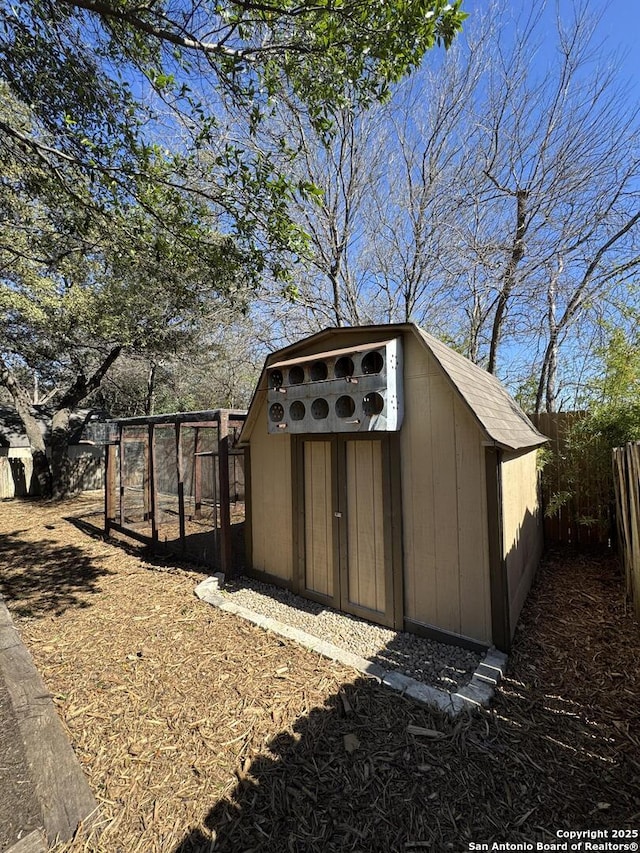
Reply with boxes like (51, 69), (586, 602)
(417, 329), (547, 450)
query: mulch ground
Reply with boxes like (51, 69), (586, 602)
(0, 495), (639, 853)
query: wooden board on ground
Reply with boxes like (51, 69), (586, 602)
(0, 597), (98, 846)
(6, 830), (48, 853)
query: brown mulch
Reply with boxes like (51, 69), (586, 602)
(0, 496), (639, 853)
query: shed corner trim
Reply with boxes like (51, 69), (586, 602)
(485, 446), (511, 653)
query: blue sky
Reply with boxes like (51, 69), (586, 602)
(463, 0), (639, 92)
(597, 0), (640, 89)
(602, 0), (640, 54)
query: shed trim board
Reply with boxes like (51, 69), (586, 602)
(402, 618), (490, 654)
(241, 324), (546, 649)
(269, 339), (394, 370)
(485, 446), (511, 651)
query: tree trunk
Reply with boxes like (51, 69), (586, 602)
(49, 346), (122, 499)
(487, 188), (528, 374)
(145, 362), (157, 416)
(329, 265), (345, 326)
(545, 339), (559, 413)
(466, 292), (483, 364)
(50, 407), (73, 499)
(535, 261), (561, 414)
(0, 358), (52, 496)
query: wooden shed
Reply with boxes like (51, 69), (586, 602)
(238, 324), (547, 652)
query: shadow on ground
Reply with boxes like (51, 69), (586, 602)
(171, 551), (640, 853)
(66, 513), (217, 576)
(0, 528), (113, 618)
(168, 672), (638, 852)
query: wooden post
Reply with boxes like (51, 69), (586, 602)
(175, 422), (186, 554)
(485, 446), (510, 653)
(613, 448), (632, 597)
(194, 427), (202, 519)
(212, 447), (220, 561)
(244, 445), (252, 572)
(119, 425), (126, 528)
(143, 434), (151, 521)
(104, 442), (118, 536)
(628, 444), (640, 619)
(218, 412), (232, 576)
(148, 423), (158, 547)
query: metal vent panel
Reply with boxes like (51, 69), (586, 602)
(267, 338), (403, 434)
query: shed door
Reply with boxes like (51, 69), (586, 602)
(298, 436), (398, 628)
(303, 439), (335, 599)
(344, 440), (386, 615)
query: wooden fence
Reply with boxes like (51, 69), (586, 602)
(0, 446), (104, 499)
(612, 443), (640, 619)
(530, 412), (611, 547)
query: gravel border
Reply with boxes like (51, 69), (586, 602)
(223, 575), (481, 689)
(195, 575), (508, 714)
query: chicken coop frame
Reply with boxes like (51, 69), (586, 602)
(104, 409), (247, 574)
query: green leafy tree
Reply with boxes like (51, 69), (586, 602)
(0, 86), (253, 495)
(543, 325), (640, 540)
(0, 1), (465, 497)
(0, 0), (466, 278)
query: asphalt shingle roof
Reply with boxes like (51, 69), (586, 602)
(416, 329), (547, 451)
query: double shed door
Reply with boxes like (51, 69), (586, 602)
(294, 435), (401, 629)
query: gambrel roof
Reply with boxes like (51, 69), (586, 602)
(239, 323), (547, 451)
(415, 328), (547, 451)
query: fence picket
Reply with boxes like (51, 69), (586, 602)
(612, 442), (640, 619)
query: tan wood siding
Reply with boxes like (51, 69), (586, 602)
(454, 398), (492, 642)
(401, 335), (438, 626)
(304, 441), (334, 597)
(501, 449), (543, 634)
(249, 397), (292, 580)
(346, 440), (385, 614)
(401, 334), (492, 643)
(430, 374), (461, 634)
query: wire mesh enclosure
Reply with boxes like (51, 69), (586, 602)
(104, 410), (247, 573)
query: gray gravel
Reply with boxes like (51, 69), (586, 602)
(223, 575), (482, 692)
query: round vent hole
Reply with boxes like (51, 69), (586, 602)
(310, 361), (328, 381)
(269, 369), (284, 389)
(269, 402), (285, 422)
(311, 398), (329, 419)
(362, 351), (384, 375)
(335, 356), (355, 378)
(336, 396), (356, 418)
(289, 365), (305, 385)
(290, 401), (306, 421)
(362, 392), (384, 416)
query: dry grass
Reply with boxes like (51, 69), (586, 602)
(1, 496), (639, 852)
